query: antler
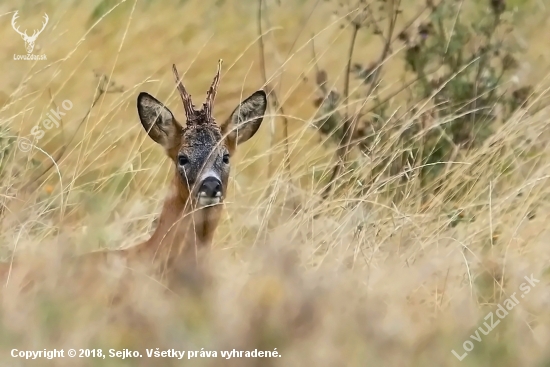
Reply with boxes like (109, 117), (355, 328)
(29, 14), (49, 40)
(172, 64), (196, 120)
(203, 59), (223, 119)
(11, 12), (28, 38)
(172, 60), (222, 124)
(11, 12), (48, 40)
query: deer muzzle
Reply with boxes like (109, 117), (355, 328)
(197, 177), (222, 206)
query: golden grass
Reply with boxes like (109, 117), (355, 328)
(1, 0), (550, 365)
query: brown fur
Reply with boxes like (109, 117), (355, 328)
(1, 62), (267, 293)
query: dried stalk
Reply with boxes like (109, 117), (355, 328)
(257, 0), (293, 194)
(323, 0), (401, 200)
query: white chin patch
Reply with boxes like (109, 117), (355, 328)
(198, 196), (221, 207)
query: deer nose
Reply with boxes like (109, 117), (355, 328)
(199, 177), (222, 198)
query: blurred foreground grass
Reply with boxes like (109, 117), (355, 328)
(1, 0), (550, 366)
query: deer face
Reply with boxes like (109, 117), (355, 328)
(137, 62), (267, 208)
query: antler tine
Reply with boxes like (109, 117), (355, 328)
(11, 11), (27, 37)
(35, 13), (49, 35)
(11, 11), (18, 26)
(204, 59), (223, 118)
(172, 64), (196, 119)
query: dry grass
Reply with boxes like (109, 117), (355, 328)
(1, 0), (550, 366)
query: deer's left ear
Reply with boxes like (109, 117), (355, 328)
(221, 90), (267, 149)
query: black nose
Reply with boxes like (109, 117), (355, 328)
(199, 177), (222, 198)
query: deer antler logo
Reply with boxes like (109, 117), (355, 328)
(11, 11), (49, 54)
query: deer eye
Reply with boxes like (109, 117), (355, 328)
(178, 154), (189, 166)
(222, 153), (230, 164)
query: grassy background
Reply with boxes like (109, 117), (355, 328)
(1, 0), (550, 365)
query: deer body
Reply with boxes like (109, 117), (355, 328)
(1, 61), (267, 291)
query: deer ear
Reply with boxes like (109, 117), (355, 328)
(137, 92), (182, 150)
(221, 90), (267, 149)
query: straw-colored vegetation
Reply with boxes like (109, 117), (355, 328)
(1, 0), (550, 365)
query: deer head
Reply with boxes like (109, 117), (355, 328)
(137, 60), (267, 209)
(11, 12), (49, 54)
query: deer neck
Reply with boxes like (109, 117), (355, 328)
(138, 176), (222, 269)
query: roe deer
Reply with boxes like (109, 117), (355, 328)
(1, 60), (267, 291)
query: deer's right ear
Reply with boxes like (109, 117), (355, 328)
(137, 92), (182, 150)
